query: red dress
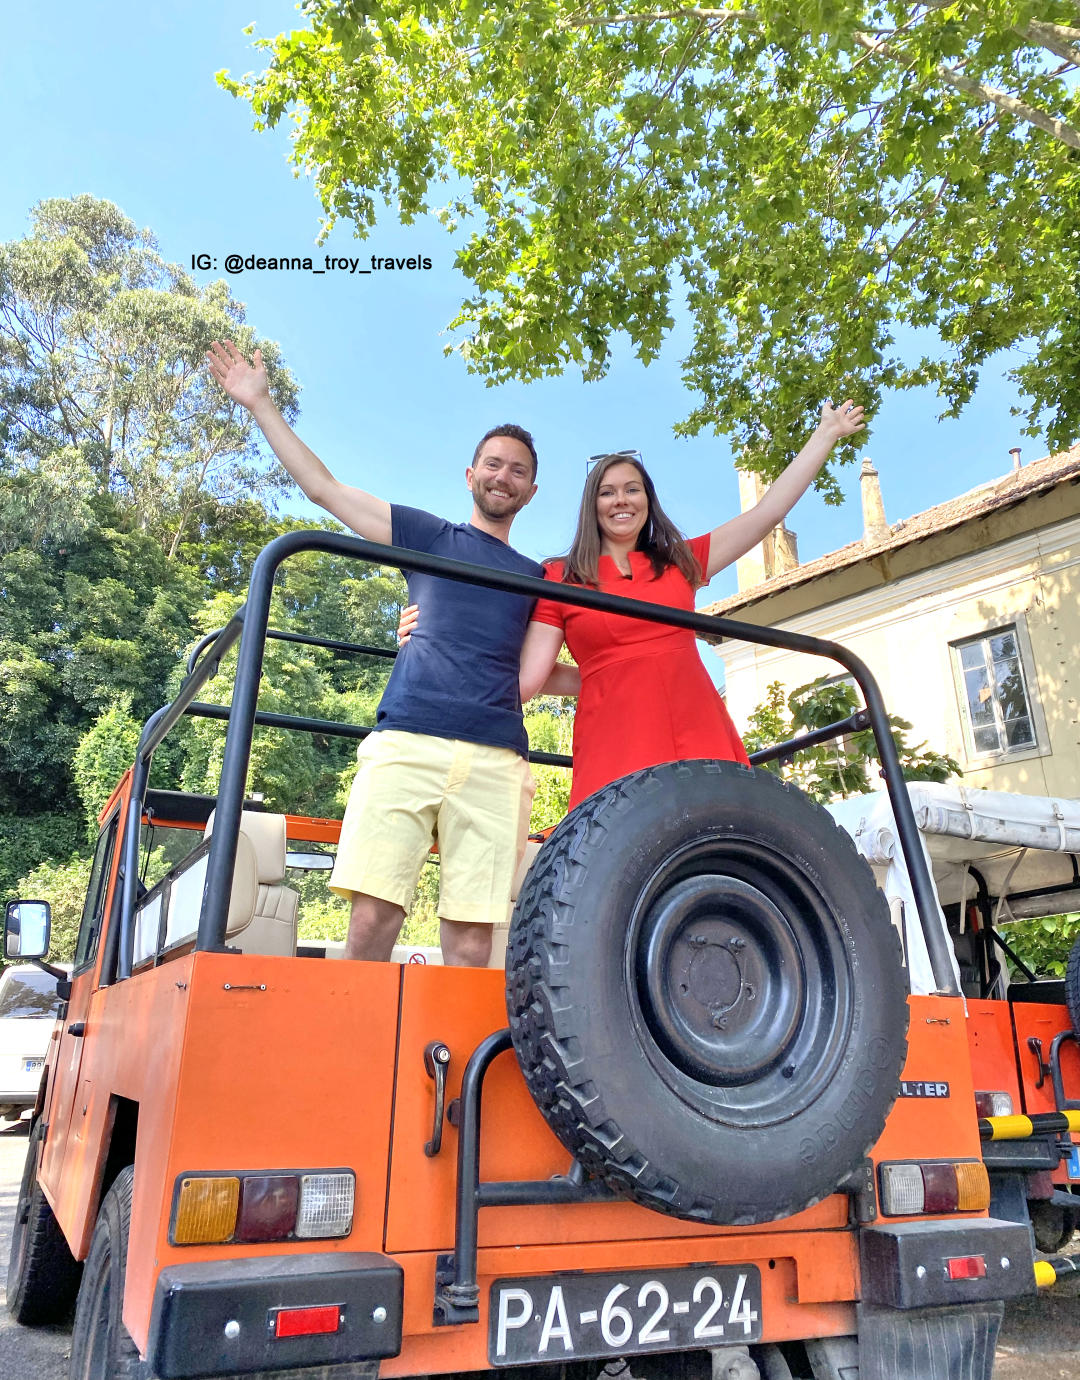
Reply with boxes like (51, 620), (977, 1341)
(530, 534), (749, 810)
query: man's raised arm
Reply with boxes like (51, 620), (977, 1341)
(206, 340), (392, 544)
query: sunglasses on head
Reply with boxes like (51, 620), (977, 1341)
(586, 448), (643, 472)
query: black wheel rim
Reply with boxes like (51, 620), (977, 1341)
(626, 835), (855, 1129)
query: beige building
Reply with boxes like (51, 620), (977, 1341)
(705, 446), (1080, 796)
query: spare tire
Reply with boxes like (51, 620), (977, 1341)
(506, 760), (908, 1226)
(1066, 933), (1080, 1035)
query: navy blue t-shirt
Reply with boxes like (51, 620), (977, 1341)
(375, 506), (544, 756)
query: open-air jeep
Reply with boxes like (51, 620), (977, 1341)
(4, 529), (1066, 1380)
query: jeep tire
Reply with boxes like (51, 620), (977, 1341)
(68, 1166), (143, 1379)
(1066, 932), (1080, 1036)
(6, 1117), (82, 1325)
(507, 760), (909, 1225)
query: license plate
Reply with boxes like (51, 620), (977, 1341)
(22, 1058), (45, 1074)
(489, 1264), (762, 1365)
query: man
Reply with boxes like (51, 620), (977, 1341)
(206, 340), (542, 966)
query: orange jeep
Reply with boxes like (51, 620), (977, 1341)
(4, 530), (1062, 1380)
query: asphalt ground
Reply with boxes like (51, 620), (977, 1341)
(0, 1118), (1077, 1379)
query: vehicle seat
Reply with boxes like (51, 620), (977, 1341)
(487, 837), (543, 969)
(204, 811), (299, 957)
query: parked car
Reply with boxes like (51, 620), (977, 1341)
(0, 963), (68, 1123)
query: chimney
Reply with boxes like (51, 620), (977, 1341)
(734, 466), (801, 589)
(860, 458), (889, 545)
(735, 469), (768, 590)
(1010, 446), (1022, 471)
(774, 523), (799, 574)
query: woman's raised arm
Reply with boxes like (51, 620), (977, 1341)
(702, 401), (865, 582)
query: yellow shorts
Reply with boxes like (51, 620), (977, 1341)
(329, 730), (536, 926)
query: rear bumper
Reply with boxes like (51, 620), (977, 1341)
(147, 1251), (403, 1379)
(859, 1218), (1035, 1310)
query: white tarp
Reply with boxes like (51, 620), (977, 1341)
(827, 782), (1080, 996)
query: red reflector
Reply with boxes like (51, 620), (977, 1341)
(274, 1305), (341, 1338)
(946, 1255), (987, 1281)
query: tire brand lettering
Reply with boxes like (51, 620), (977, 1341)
(866, 1036), (892, 1069)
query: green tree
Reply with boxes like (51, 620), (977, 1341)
(0, 196), (310, 818)
(0, 813), (83, 912)
(72, 697), (143, 840)
(1003, 912), (1080, 978)
(524, 698), (574, 828)
(0, 514), (203, 811)
(223, 2), (1080, 495)
(743, 676), (961, 802)
(0, 195), (300, 556)
(12, 855), (93, 963)
(175, 569), (401, 818)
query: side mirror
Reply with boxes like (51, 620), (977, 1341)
(5, 899), (52, 960)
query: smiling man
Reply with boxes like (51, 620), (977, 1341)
(207, 341), (542, 966)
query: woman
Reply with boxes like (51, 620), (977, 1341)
(405, 401), (864, 809)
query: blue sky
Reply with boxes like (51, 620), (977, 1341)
(3, 1), (1052, 613)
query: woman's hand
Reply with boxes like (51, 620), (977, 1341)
(397, 604), (419, 646)
(703, 397), (867, 580)
(815, 400), (865, 443)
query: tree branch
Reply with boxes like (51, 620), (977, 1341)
(1017, 18), (1080, 68)
(852, 31), (1080, 150)
(560, 7), (1080, 149)
(561, 7), (752, 29)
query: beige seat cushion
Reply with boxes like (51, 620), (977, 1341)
(204, 810), (299, 958)
(486, 838), (544, 969)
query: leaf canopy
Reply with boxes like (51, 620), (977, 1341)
(222, 1), (1080, 491)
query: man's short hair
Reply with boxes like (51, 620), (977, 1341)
(472, 424), (538, 478)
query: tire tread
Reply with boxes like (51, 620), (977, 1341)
(6, 1120), (81, 1325)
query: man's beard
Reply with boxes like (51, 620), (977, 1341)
(473, 484), (529, 520)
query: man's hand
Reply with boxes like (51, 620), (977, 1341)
(205, 336), (391, 541)
(816, 400), (865, 443)
(206, 340), (271, 413)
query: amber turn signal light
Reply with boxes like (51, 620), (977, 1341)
(172, 1177), (240, 1244)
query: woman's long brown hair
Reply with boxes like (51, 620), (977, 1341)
(558, 453), (702, 588)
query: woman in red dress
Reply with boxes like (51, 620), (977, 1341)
(518, 401), (865, 809)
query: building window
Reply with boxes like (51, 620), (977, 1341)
(952, 627), (1036, 756)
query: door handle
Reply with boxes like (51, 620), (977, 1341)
(423, 1041), (451, 1157)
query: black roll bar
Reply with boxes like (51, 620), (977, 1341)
(187, 625), (397, 675)
(116, 529), (960, 996)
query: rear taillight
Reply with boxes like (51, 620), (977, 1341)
(878, 1161), (989, 1216)
(974, 1090), (1013, 1118)
(296, 1172), (355, 1239)
(236, 1174), (299, 1243)
(171, 1169), (354, 1245)
(173, 1177), (240, 1244)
